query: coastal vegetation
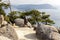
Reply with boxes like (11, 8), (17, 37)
(0, 0), (55, 25)
(7, 10), (55, 25)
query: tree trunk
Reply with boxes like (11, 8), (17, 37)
(45, 21), (47, 25)
(24, 16), (28, 25)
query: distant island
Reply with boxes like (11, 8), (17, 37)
(12, 4), (56, 10)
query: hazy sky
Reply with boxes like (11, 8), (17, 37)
(3, 0), (60, 6)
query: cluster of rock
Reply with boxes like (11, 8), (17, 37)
(1, 14), (60, 40)
(36, 23), (60, 40)
(0, 15), (18, 40)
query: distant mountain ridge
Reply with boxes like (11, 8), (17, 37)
(12, 4), (56, 11)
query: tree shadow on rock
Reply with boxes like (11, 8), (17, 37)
(24, 33), (38, 40)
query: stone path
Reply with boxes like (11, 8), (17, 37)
(15, 27), (38, 40)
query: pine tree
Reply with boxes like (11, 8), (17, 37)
(0, 0), (9, 16)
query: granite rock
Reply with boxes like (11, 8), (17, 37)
(14, 18), (24, 27)
(36, 24), (59, 40)
(0, 24), (18, 40)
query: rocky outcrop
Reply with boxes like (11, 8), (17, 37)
(0, 15), (18, 40)
(36, 23), (59, 40)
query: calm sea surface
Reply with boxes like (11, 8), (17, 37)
(38, 9), (60, 27)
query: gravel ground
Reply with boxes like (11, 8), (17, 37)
(15, 27), (38, 40)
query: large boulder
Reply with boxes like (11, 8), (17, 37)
(0, 15), (18, 40)
(0, 24), (18, 40)
(36, 24), (59, 40)
(14, 18), (24, 27)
